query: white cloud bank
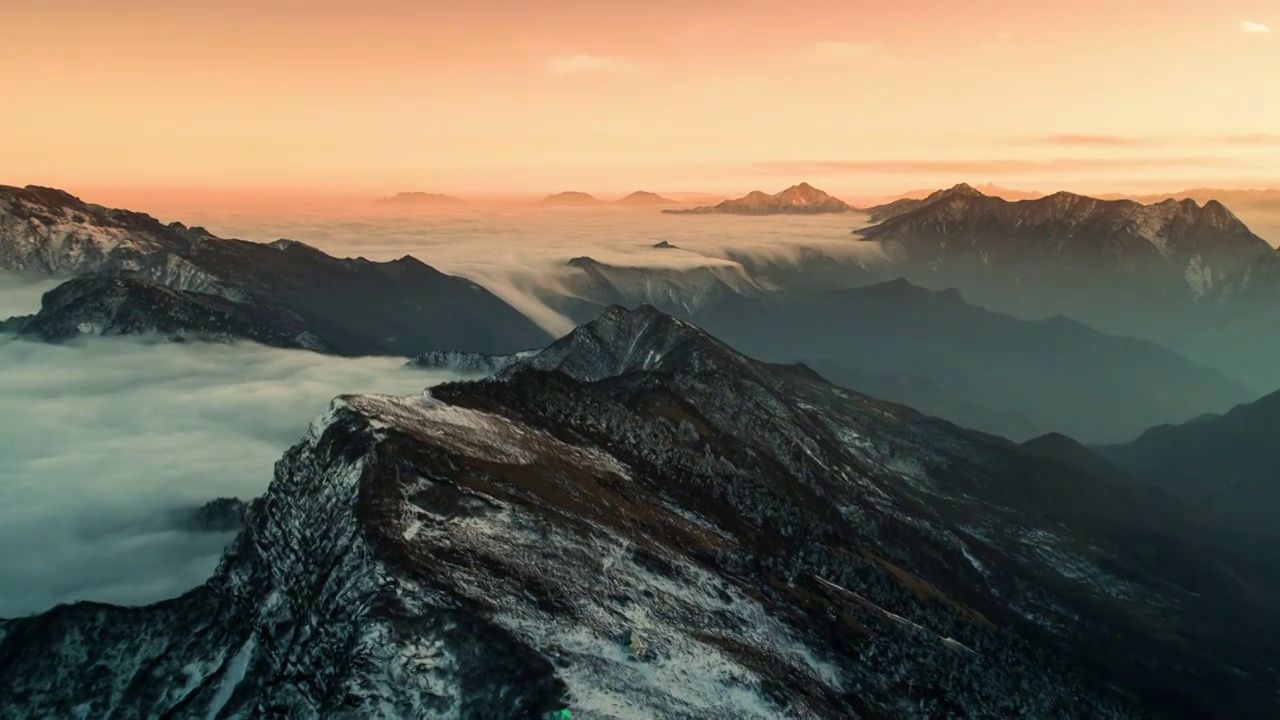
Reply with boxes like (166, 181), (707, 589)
(1241, 20), (1270, 33)
(0, 273), (61, 319)
(0, 335), (463, 617)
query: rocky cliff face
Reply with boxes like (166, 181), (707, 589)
(4, 306), (1276, 718)
(6, 273), (335, 351)
(0, 184), (551, 356)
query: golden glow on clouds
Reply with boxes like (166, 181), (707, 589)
(2, 0), (1277, 201)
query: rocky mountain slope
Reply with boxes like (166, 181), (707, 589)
(664, 183), (852, 215)
(859, 183), (988, 222)
(4, 306), (1276, 718)
(0, 184), (551, 355)
(3, 273), (336, 351)
(543, 256), (766, 322)
(1095, 387), (1280, 553)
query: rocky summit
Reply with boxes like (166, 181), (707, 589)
(664, 183), (852, 215)
(4, 306), (1277, 719)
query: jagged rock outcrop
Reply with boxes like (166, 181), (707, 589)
(406, 349), (534, 375)
(178, 498), (250, 533)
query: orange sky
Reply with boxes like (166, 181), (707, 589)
(4, 0), (1278, 204)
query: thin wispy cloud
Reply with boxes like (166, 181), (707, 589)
(1220, 133), (1280, 144)
(752, 156), (1246, 176)
(805, 41), (879, 63)
(1041, 134), (1152, 147)
(544, 54), (642, 77)
(1240, 20), (1270, 34)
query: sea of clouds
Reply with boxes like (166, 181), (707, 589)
(0, 277), (463, 617)
(169, 206), (888, 333)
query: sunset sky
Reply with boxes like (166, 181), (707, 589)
(5, 0), (1278, 204)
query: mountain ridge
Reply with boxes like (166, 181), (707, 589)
(0, 184), (552, 355)
(4, 305), (1276, 717)
(663, 183), (852, 215)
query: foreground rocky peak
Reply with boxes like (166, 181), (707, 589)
(3, 306), (1278, 718)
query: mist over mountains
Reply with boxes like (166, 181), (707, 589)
(2, 181), (1278, 717)
(0, 332), (457, 617)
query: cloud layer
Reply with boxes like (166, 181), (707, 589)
(0, 335), (462, 617)
(1240, 20), (1270, 34)
(172, 208), (890, 334)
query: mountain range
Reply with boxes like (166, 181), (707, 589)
(3, 183), (1264, 443)
(0, 185), (550, 355)
(5, 305), (1277, 718)
(663, 183), (852, 215)
(856, 186), (1268, 284)
(852, 183), (1280, 390)
(543, 259), (1250, 443)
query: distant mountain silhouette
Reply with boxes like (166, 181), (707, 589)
(614, 191), (676, 205)
(663, 183), (852, 215)
(860, 183), (988, 222)
(857, 189), (1269, 284)
(540, 191), (603, 206)
(376, 191), (468, 207)
(886, 183), (1044, 203)
(1095, 388), (1280, 554)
